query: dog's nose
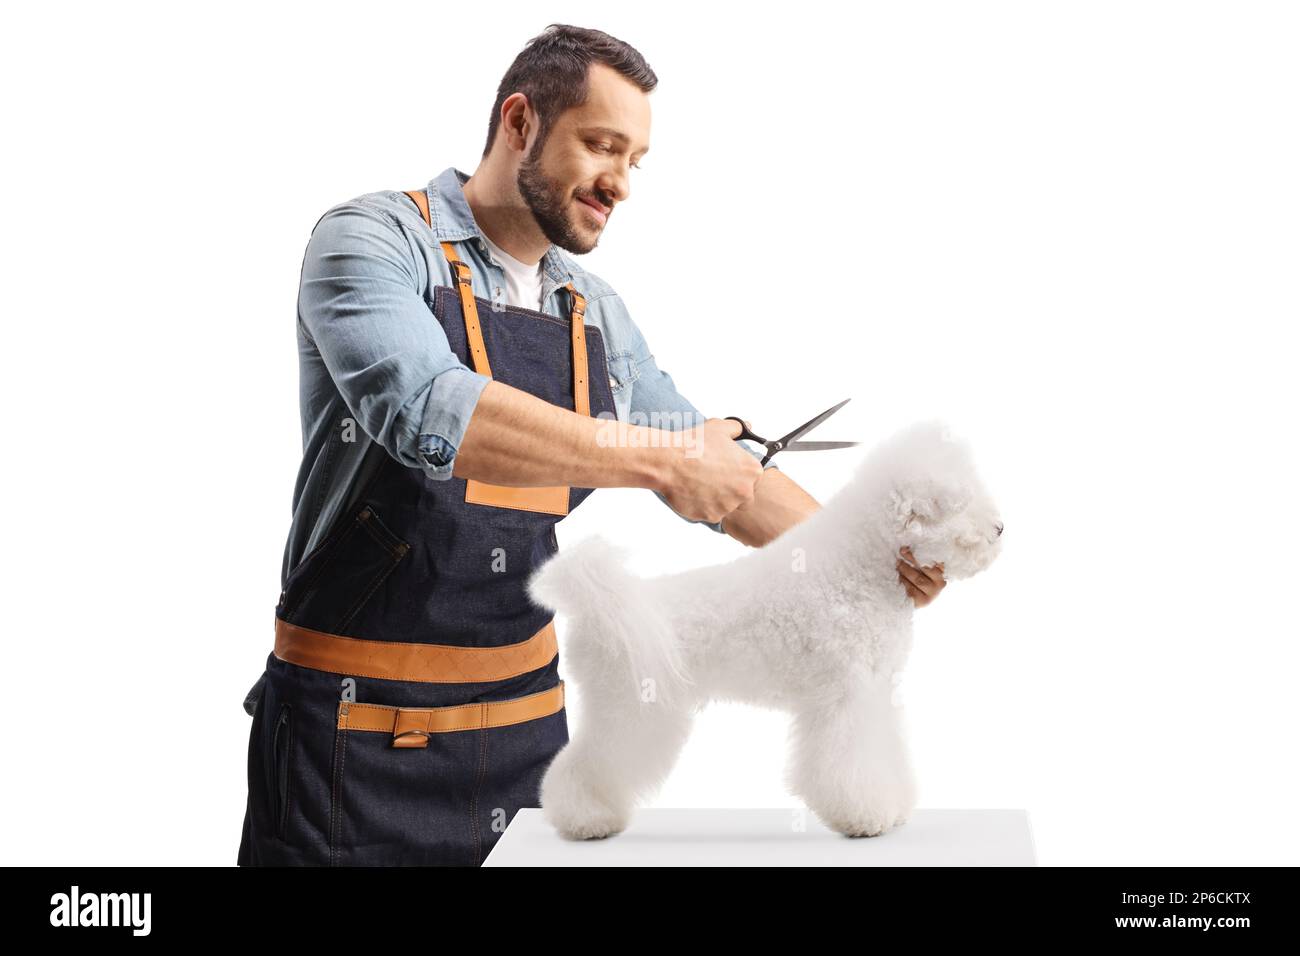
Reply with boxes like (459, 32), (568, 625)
(995, 522), (1004, 536)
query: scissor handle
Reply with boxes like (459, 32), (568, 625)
(723, 415), (763, 445)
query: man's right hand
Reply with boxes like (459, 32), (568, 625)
(658, 417), (764, 525)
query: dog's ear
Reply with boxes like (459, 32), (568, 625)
(890, 484), (971, 537)
(891, 490), (941, 538)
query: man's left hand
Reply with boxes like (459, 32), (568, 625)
(897, 546), (946, 608)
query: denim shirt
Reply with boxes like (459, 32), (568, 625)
(282, 166), (777, 586)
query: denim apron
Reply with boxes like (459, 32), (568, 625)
(238, 189), (617, 866)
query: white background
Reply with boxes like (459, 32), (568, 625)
(3, 0), (1296, 866)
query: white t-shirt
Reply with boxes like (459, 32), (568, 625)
(479, 231), (546, 312)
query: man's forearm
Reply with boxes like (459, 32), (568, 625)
(451, 379), (680, 491)
(719, 468), (822, 547)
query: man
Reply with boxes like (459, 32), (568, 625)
(238, 23), (945, 867)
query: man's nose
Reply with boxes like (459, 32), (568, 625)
(995, 522), (1004, 537)
(599, 172), (629, 205)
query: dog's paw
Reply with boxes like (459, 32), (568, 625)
(545, 805), (630, 841)
(542, 793), (631, 841)
(815, 802), (913, 838)
(540, 749), (633, 841)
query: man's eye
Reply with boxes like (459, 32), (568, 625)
(591, 142), (612, 153)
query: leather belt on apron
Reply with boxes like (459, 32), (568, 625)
(340, 683), (566, 748)
(273, 617), (564, 749)
(274, 616), (558, 684)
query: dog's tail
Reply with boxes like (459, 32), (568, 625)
(527, 535), (693, 708)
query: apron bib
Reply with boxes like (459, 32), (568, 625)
(238, 189), (617, 866)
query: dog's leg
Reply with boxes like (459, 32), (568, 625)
(540, 680), (696, 841)
(783, 674), (918, 838)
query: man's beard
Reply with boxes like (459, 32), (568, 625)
(516, 141), (606, 255)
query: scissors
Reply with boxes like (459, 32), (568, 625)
(724, 398), (860, 466)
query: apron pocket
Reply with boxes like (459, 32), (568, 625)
(328, 683), (567, 866)
(329, 702), (482, 867)
(280, 505), (411, 633)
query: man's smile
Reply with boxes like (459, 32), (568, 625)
(577, 194), (610, 224)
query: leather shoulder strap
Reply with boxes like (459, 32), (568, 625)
(565, 283), (589, 417)
(403, 186), (588, 417)
(405, 186), (490, 375)
(404, 189), (431, 226)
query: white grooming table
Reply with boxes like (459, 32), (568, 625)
(484, 808), (1037, 866)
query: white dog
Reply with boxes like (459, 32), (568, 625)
(526, 419), (1003, 840)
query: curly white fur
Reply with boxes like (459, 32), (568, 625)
(526, 419), (1004, 840)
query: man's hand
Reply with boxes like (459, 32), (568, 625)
(897, 546), (946, 608)
(658, 418), (763, 525)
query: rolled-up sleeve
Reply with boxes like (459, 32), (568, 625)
(297, 202), (490, 480)
(619, 304), (778, 534)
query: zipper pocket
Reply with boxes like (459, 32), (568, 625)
(272, 703), (293, 839)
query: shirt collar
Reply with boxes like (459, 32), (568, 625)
(426, 166), (579, 284)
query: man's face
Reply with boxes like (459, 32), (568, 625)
(516, 63), (651, 254)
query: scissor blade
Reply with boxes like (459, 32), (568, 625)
(776, 398), (852, 448)
(780, 440), (860, 451)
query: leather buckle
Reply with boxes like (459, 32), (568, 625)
(568, 287), (587, 316)
(392, 709), (431, 748)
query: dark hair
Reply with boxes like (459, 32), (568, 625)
(482, 24), (657, 159)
